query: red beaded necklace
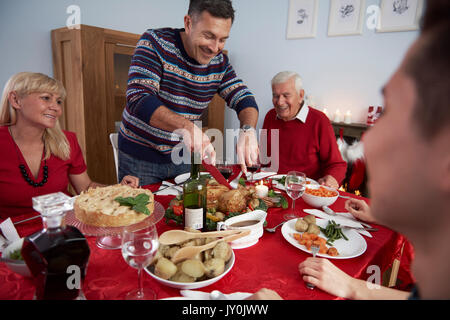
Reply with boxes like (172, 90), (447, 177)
(9, 126), (49, 188)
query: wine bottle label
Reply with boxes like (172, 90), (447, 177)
(185, 208), (203, 230)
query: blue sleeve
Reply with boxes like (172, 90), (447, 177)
(125, 30), (164, 123)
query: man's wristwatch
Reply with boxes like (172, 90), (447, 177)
(240, 124), (255, 133)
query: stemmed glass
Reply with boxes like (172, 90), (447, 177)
(121, 223), (159, 300)
(247, 161), (261, 182)
(283, 171), (306, 220)
(217, 160), (233, 181)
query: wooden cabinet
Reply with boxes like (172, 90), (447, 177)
(52, 25), (141, 184)
(52, 24), (226, 184)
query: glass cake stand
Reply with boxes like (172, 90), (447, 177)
(64, 201), (165, 250)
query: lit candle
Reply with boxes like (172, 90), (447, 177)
(255, 182), (269, 198)
(334, 109), (343, 123)
(344, 110), (352, 124)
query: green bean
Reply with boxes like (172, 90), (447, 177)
(332, 228), (339, 239)
(340, 229), (349, 241)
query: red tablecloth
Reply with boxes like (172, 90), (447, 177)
(0, 179), (409, 300)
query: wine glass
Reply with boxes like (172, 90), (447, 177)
(283, 171), (306, 220)
(121, 223), (159, 300)
(217, 160), (233, 181)
(247, 161), (261, 182)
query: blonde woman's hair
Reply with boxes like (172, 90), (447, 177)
(0, 72), (71, 160)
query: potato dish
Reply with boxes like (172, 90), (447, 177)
(149, 229), (233, 284)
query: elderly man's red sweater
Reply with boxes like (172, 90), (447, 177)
(261, 107), (347, 184)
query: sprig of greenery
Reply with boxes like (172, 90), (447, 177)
(115, 193), (151, 215)
(275, 176), (286, 185)
(268, 190), (289, 209)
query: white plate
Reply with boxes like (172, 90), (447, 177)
(269, 174), (318, 191)
(281, 218), (367, 259)
(145, 251), (235, 289)
(174, 172), (211, 185)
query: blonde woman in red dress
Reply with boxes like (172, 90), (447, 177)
(0, 72), (138, 219)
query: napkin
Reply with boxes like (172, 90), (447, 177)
(0, 218), (21, 253)
(156, 181), (182, 196)
(180, 289), (252, 300)
(229, 171), (243, 189)
(248, 171), (277, 181)
(303, 209), (372, 238)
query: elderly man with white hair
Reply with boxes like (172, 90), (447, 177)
(262, 71), (347, 189)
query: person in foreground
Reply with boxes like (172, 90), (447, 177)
(261, 71), (347, 189)
(0, 72), (138, 219)
(118, 0), (260, 185)
(251, 3), (450, 300)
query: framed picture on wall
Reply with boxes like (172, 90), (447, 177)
(377, 0), (424, 32)
(286, 0), (319, 39)
(328, 0), (365, 36)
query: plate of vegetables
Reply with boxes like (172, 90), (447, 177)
(281, 216), (367, 259)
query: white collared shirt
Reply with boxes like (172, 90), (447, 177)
(276, 104), (310, 123)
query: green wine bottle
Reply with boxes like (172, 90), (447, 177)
(183, 151), (207, 231)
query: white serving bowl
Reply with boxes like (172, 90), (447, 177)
(2, 238), (31, 277)
(145, 251), (235, 290)
(302, 185), (339, 208)
(217, 210), (267, 249)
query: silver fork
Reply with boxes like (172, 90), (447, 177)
(306, 244), (320, 290)
(322, 206), (376, 230)
(153, 182), (183, 194)
(265, 221), (287, 233)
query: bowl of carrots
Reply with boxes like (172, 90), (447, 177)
(302, 185), (338, 208)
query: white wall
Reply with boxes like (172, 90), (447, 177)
(0, 0), (419, 129)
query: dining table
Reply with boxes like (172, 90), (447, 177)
(0, 170), (409, 301)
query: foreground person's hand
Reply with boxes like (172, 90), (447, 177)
(344, 198), (376, 223)
(298, 257), (354, 299)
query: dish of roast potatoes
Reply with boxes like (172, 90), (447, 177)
(145, 230), (235, 289)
